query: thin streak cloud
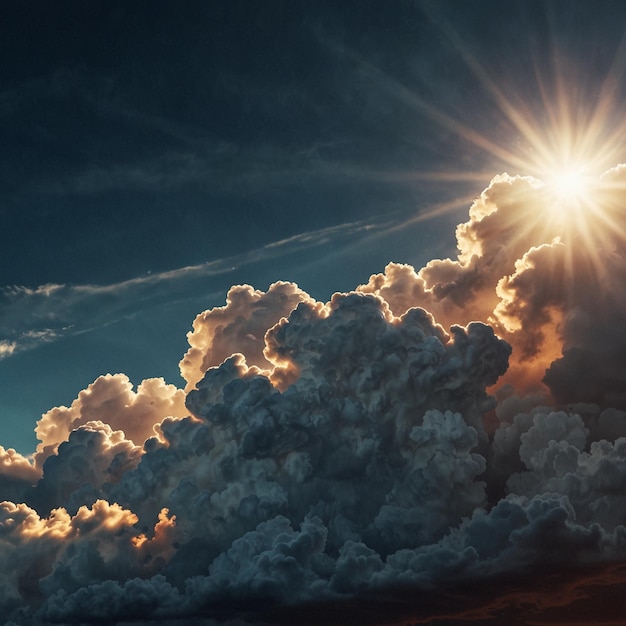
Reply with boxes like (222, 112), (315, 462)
(0, 219), (380, 359)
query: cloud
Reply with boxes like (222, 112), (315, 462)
(31, 422), (144, 514)
(0, 499), (174, 618)
(180, 281), (314, 390)
(0, 219), (378, 361)
(34, 374), (187, 465)
(358, 171), (626, 405)
(356, 174), (568, 395)
(0, 340), (17, 360)
(3, 166), (626, 623)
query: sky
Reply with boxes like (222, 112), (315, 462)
(3, 1), (626, 624)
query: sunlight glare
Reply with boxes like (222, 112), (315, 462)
(549, 168), (589, 202)
(539, 161), (602, 233)
(542, 162), (598, 219)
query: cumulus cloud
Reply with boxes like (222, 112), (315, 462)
(3, 166), (626, 623)
(0, 499), (175, 618)
(357, 174), (555, 330)
(359, 171), (626, 407)
(180, 281), (314, 390)
(32, 422), (143, 514)
(34, 373), (187, 465)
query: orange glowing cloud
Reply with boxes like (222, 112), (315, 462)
(131, 508), (178, 574)
(180, 281), (314, 390)
(34, 373), (187, 466)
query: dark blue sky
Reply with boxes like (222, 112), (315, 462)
(2, 0), (462, 286)
(5, 4), (626, 626)
(2, 0), (626, 452)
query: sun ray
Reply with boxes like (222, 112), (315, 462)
(386, 192), (480, 229)
(580, 31), (626, 152)
(329, 8), (626, 309)
(375, 170), (501, 184)
(330, 40), (537, 174)
(420, 6), (560, 172)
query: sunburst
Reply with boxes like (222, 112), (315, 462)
(547, 167), (591, 203)
(336, 7), (626, 289)
(409, 16), (626, 260)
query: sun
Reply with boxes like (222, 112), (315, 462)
(542, 162), (598, 222)
(533, 162), (619, 272)
(357, 15), (626, 265)
(548, 168), (590, 203)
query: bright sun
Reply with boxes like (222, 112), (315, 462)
(377, 19), (626, 261)
(543, 164), (597, 218)
(538, 163), (605, 235)
(549, 168), (589, 202)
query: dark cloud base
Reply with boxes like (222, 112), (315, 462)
(56, 564), (626, 626)
(260, 563), (626, 626)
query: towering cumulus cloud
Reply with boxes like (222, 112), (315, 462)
(2, 168), (626, 624)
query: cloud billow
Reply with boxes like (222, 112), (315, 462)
(2, 168), (626, 624)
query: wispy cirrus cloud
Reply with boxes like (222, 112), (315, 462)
(0, 218), (381, 360)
